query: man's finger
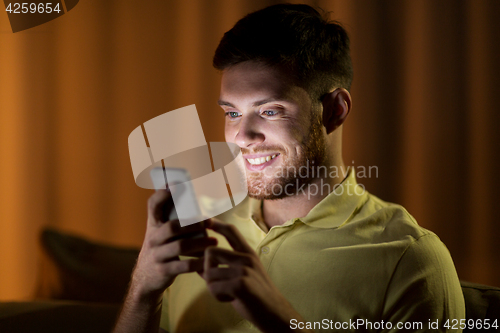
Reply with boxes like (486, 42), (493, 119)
(204, 247), (254, 268)
(165, 219), (209, 242)
(149, 218), (208, 246)
(156, 237), (218, 260)
(165, 258), (204, 276)
(206, 279), (239, 302)
(207, 220), (254, 254)
(203, 266), (247, 282)
(147, 189), (174, 224)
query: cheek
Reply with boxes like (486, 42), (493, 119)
(224, 126), (236, 143)
(275, 122), (303, 143)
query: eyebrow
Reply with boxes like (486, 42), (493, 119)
(217, 98), (286, 108)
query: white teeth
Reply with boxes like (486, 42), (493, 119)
(246, 154), (278, 165)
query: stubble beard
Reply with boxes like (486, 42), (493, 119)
(244, 112), (327, 200)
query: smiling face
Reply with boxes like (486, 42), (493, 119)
(219, 61), (328, 200)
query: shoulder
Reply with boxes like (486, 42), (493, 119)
(340, 191), (459, 278)
(346, 191), (435, 246)
(353, 194), (466, 327)
(381, 230), (465, 328)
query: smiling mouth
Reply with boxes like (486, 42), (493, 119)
(246, 154), (279, 166)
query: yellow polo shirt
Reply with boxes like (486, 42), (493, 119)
(160, 171), (465, 332)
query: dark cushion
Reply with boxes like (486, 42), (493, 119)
(36, 228), (140, 303)
(461, 280), (500, 332)
(0, 301), (120, 333)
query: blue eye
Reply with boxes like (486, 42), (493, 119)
(225, 111), (240, 118)
(263, 110), (278, 116)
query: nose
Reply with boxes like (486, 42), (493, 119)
(234, 114), (265, 148)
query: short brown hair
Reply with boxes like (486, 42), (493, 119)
(213, 4), (353, 100)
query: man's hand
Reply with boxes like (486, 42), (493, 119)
(113, 189), (217, 333)
(202, 220), (313, 333)
(132, 189), (217, 298)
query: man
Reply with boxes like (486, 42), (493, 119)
(114, 4), (465, 332)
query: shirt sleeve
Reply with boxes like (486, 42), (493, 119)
(382, 234), (465, 332)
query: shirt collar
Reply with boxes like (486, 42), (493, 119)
(228, 195), (267, 231)
(236, 169), (367, 230)
(299, 169), (367, 228)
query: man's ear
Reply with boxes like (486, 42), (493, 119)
(321, 88), (352, 134)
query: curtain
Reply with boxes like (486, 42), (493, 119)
(0, 0), (498, 300)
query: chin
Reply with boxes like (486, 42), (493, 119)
(246, 177), (295, 200)
(247, 191), (290, 201)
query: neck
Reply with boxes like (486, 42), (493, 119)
(262, 160), (346, 229)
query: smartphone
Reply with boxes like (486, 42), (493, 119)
(149, 167), (207, 243)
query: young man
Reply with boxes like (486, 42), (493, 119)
(115, 4), (465, 332)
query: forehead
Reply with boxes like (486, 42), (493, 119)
(219, 61), (308, 106)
